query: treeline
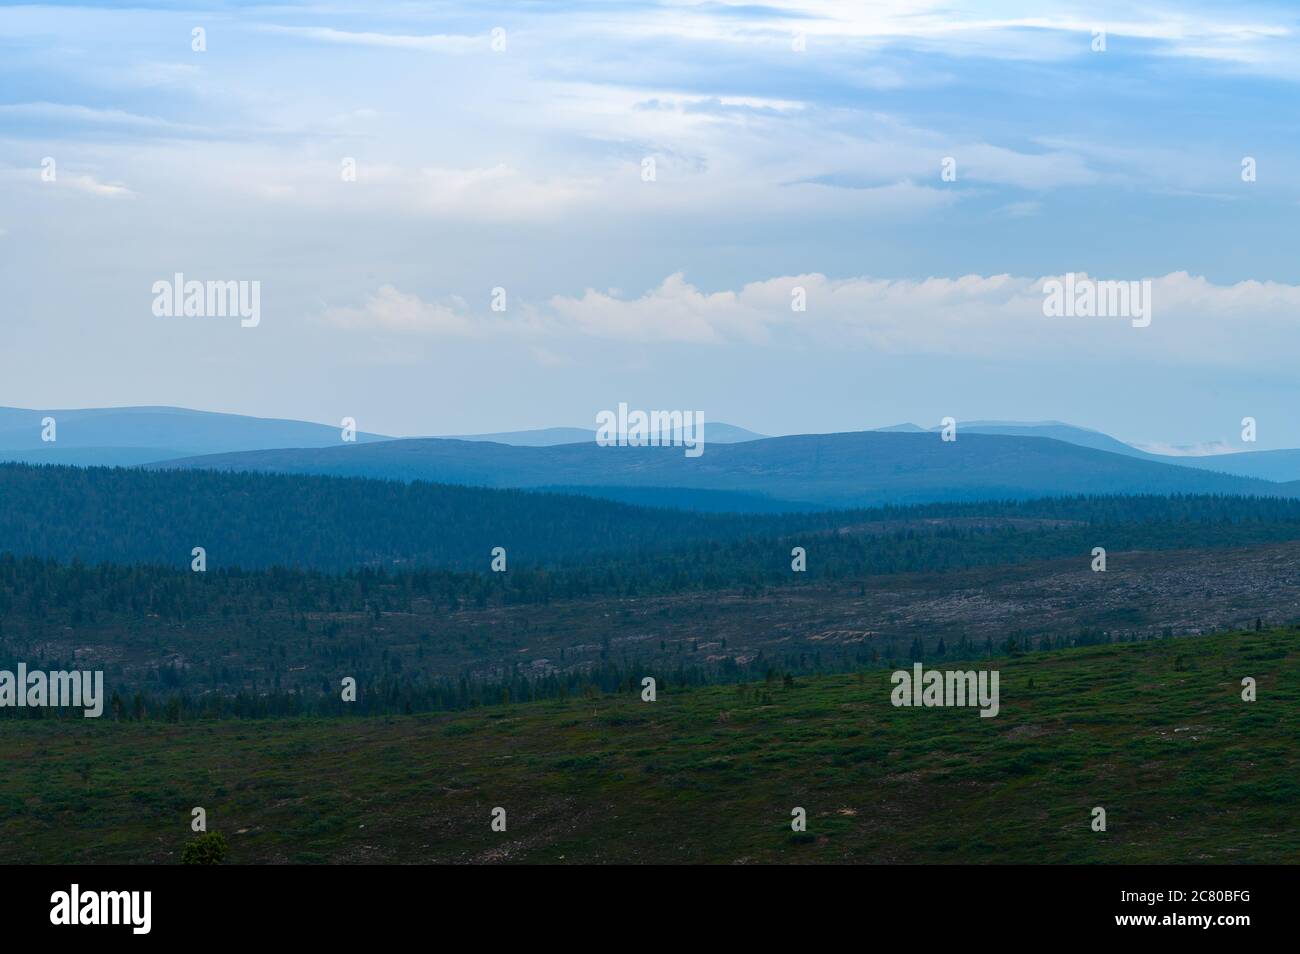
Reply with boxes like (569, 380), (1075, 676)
(0, 657), (853, 720)
(0, 623), (1205, 721)
(4, 503), (1300, 621)
(6, 461), (1300, 576)
(6, 495), (1300, 624)
(0, 463), (742, 571)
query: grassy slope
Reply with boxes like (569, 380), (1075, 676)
(1, 629), (1296, 864)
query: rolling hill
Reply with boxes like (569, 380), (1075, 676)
(12, 458), (1300, 574)
(0, 405), (392, 465)
(12, 404), (1300, 494)
(151, 430), (1294, 509)
(0, 405), (766, 465)
(442, 422), (766, 446)
(891, 419), (1300, 483)
(1145, 447), (1300, 483)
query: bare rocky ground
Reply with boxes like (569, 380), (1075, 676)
(486, 540), (1300, 675)
(18, 540), (1300, 694)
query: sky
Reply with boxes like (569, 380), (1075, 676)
(2, 0), (1300, 449)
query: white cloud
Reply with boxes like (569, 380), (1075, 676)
(322, 285), (477, 337)
(327, 270), (1300, 372)
(0, 102), (197, 133)
(201, 154), (603, 222)
(257, 25), (485, 53)
(409, 164), (597, 221)
(684, 1), (1294, 69)
(547, 272), (777, 345)
(1132, 440), (1241, 457)
(0, 164), (133, 197)
(63, 174), (134, 198)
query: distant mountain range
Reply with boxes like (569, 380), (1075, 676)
(0, 406), (764, 465)
(442, 422), (766, 446)
(0, 405), (391, 466)
(8, 405), (1300, 511)
(877, 420), (1188, 458)
(151, 430), (1296, 510)
(877, 420), (1300, 482)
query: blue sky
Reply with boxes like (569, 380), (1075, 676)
(3, 0), (1300, 449)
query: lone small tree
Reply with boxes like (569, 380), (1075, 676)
(181, 832), (229, 865)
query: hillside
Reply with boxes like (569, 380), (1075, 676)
(8, 527), (1300, 710)
(2, 629), (1294, 863)
(1151, 448), (1300, 483)
(12, 405), (1300, 487)
(442, 422), (766, 446)
(950, 421), (1153, 458)
(152, 431), (1292, 509)
(0, 462), (754, 571)
(9, 462), (1300, 575)
(0, 405), (765, 466)
(0, 405), (391, 464)
(889, 420), (1300, 483)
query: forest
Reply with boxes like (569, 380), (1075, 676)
(6, 462), (1300, 574)
(3, 464), (1297, 718)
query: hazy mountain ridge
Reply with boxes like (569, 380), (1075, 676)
(443, 422), (766, 445)
(8, 405), (1300, 494)
(0, 405), (391, 463)
(150, 430), (1294, 510)
(0, 405), (765, 463)
(879, 419), (1300, 482)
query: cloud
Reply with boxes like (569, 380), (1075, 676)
(542, 271), (1042, 350)
(1132, 440), (1242, 457)
(327, 270), (1300, 372)
(547, 272), (779, 344)
(0, 164), (133, 197)
(529, 347), (573, 367)
(257, 25), (485, 53)
(63, 174), (134, 197)
(0, 102), (196, 133)
(322, 285), (478, 337)
(408, 164), (598, 221)
(1000, 200), (1042, 217)
(687, 1), (1295, 70)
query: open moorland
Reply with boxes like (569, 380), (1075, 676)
(1, 629), (1295, 863)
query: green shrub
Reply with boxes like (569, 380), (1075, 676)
(181, 832), (229, 865)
